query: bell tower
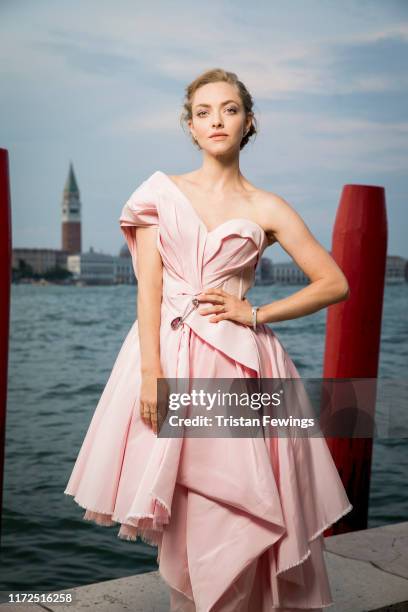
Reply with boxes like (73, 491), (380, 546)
(61, 161), (82, 254)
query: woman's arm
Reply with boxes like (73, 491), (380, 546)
(257, 193), (350, 325)
(134, 225), (163, 432)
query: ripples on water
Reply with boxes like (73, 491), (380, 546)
(1, 283), (407, 591)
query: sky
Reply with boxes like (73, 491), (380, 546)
(1, 0), (407, 262)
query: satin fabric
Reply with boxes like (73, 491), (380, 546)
(64, 170), (352, 611)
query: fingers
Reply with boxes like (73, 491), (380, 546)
(209, 312), (228, 323)
(140, 404), (149, 425)
(140, 378), (170, 434)
(198, 287), (228, 302)
(198, 289), (231, 321)
(140, 402), (158, 434)
(199, 295), (225, 304)
(150, 411), (158, 434)
(199, 303), (227, 315)
(198, 289), (249, 324)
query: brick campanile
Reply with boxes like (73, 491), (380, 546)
(62, 161), (82, 254)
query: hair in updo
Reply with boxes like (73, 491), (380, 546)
(179, 68), (258, 151)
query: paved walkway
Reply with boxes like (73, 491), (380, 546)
(1, 521), (407, 611)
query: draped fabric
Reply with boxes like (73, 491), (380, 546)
(64, 170), (352, 611)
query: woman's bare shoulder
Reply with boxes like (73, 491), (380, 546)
(249, 183), (302, 240)
(250, 182), (294, 210)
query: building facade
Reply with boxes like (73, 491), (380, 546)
(12, 248), (68, 275)
(272, 260), (309, 284)
(386, 255), (407, 283)
(115, 243), (136, 284)
(67, 248), (114, 285)
(66, 246), (135, 285)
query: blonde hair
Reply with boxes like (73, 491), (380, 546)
(180, 68), (258, 151)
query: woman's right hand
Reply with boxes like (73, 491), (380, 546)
(139, 370), (168, 434)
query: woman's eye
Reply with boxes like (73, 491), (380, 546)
(197, 108), (237, 117)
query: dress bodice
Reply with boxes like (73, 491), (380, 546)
(119, 170), (270, 376)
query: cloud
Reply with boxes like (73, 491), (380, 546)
(1, 0), (407, 258)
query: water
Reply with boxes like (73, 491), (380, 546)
(1, 283), (407, 591)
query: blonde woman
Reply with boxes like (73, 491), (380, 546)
(65, 68), (352, 611)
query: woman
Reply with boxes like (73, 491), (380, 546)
(64, 68), (353, 611)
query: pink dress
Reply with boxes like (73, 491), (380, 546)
(64, 170), (353, 611)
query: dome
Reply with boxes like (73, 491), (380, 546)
(119, 243), (131, 258)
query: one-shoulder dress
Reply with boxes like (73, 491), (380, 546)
(64, 170), (353, 612)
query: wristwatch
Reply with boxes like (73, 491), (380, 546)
(251, 306), (260, 331)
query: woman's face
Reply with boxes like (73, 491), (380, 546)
(188, 81), (252, 154)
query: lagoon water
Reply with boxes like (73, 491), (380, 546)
(1, 282), (407, 592)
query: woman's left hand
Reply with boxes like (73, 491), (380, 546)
(197, 287), (253, 326)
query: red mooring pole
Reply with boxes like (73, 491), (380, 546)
(0, 148), (12, 549)
(322, 184), (387, 535)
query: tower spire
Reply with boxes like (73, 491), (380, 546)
(64, 161), (79, 194)
(62, 161), (82, 254)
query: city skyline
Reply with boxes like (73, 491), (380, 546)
(12, 160), (407, 264)
(11, 161), (407, 283)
